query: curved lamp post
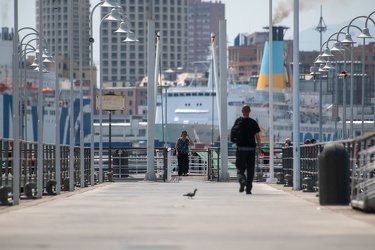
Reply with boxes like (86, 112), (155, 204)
(93, 4), (122, 183)
(342, 16), (375, 136)
(313, 39), (339, 139)
(53, 0), (60, 194)
(89, 0), (119, 185)
(89, 0), (119, 184)
(358, 11), (375, 132)
(321, 31), (354, 139)
(19, 40), (53, 141)
(12, 0), (20, 205)
(90, 2), (136, 183)
(17, 23), (51, 198)
(312, 36), (341, 141)
(330, 40), (351, 139)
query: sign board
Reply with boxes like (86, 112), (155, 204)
(96, 94), (125, 111)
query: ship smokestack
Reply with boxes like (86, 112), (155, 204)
(257, 26), (292, 90)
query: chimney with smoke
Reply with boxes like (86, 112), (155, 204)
(256, 26), (293, 90)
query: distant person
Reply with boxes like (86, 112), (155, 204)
(7, 141), (13, 167)
(304, 139), (311, 144)
(285, 138), (292, 147)
(309, 138), (317, 157)
(175, 131), (193, 176)
(232, 105), (262, 195)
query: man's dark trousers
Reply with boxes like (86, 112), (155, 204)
(236, 149), (256, 192)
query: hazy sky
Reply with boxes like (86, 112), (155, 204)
(1, 0), (374, 51)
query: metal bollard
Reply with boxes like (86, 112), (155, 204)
(256, 172), (264, 182)
(302, 177), (314, 192)
(24, 182), (37, 198)
(0, 186), (12, 205)
(63, 177), (70, 191)
(107, 171), (114, 182)
(46, 180), (57, 195)
(276, 172), (285, 184)
(94, 172), (99, 184)
(284, 174), (293, 187)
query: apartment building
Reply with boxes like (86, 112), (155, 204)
(36, 0), (91, 78)
(100, 0), (189, 84)
(188, 0), (225, 68)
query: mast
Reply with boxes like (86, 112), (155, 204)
(315, 5), (326, 143)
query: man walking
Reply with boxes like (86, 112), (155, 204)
(233, 105), (262, 194)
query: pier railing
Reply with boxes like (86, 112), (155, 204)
(350, 132), (375, 211)
(2, 133), (375, 211)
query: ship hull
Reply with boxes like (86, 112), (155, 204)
(1, 93), (92, 145)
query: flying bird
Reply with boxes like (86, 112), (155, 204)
(183, 189), (198, 199)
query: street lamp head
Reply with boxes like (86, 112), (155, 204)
(358, 27), (373, 38)
(331, 42), (344, 52)
(100, 0), (119, 8)
(321, 47), (333, 57)
(323, 61), (335, 70)
(105, 8), (123, 21)
(314, 55), (326, 64)
(35, 46), (51, 58)
(341, 33), (355, 44)
(43, 57), (55, 63)
(310, 66), (320, 74)
(33, 66), (49, 73)
(115, 21), (132, 34)
(318, 64), (327, 72)
(123, 32), (138, 42)
(42, 48), (53, 58)
(310, 66), (320, 80)
(30, 58), (39, 67)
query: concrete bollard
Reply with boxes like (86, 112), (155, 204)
(302, 177), (314, 192)
(107, 171), (114, 182)
(0, 186), (12, 205)
(24, 182), (37, 198)
(63, 177), (70, 191)
(256, 172), (264, 182)
(284, 174), (293, 187)
(46, 180), (57, 195)
(276, 172), (285, 184)
(318, 142), (350, 205)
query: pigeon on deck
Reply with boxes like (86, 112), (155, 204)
(183, 189), (198, 199)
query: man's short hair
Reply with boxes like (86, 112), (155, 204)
(242, 105), (250, 113)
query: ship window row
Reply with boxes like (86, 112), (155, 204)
(168, 92), (216, 97)
(43, 110), (56, 116)
(183, 103), (202, 107)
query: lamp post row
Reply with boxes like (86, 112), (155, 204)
(92, 1), (138, 183)
(311, 12), (375, 140)
(10, 0), (137, 205)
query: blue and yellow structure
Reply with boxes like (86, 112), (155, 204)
(257, 26), (293, 90)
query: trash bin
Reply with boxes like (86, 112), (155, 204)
(318, 142), (350, 205)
